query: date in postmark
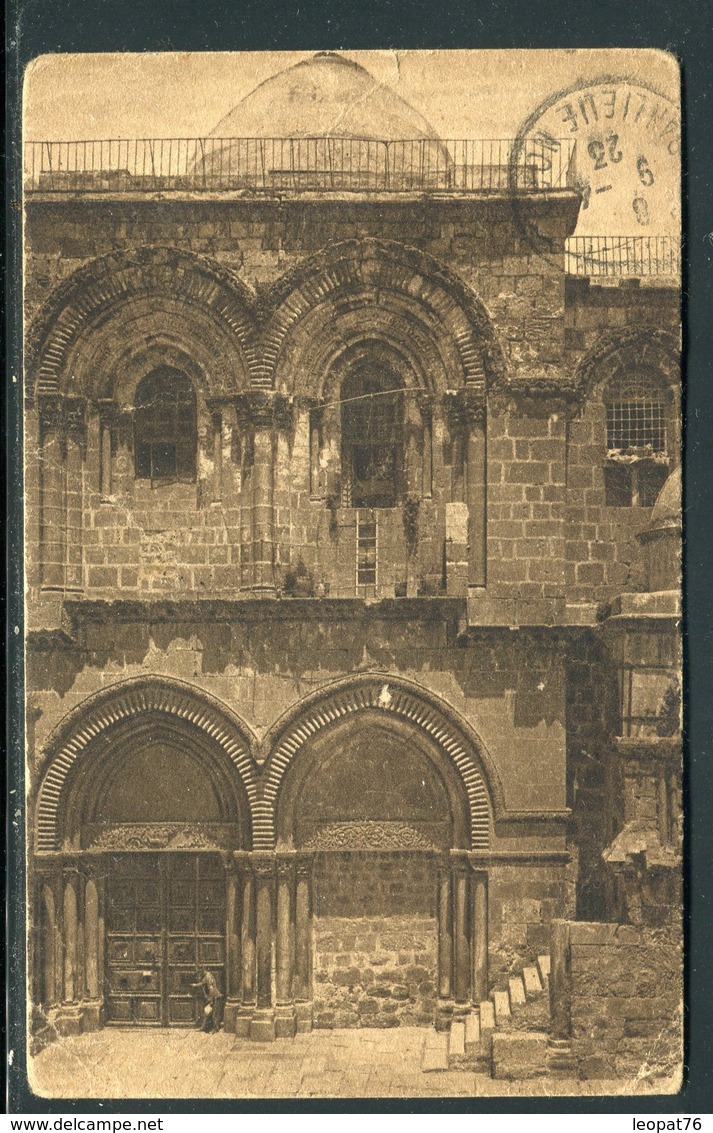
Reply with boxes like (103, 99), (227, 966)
(510, 74), (681, 270)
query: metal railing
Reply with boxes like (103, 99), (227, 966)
(565, 235), (680, 277)
(23, 136), (577, 194)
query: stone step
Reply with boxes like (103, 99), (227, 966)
(537, 954), (551, 984)
(522, 964), (544, 998)
(479, 999), (495, 1033)
(448, 1020), (466, 1059)
(421, 1030), (449, 1072)
(464, 1012), (481, 1052)
(509, 975), (527, 1007)
(492, 989), (512, 1025)
(492, 1031), (550, 1081)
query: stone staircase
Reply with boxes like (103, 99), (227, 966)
(422, 954), (556, 1078)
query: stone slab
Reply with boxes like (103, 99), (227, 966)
(464, 1012), (481, 1051)
(421, 1032), (449, 1072)
(537, 954), (551, 982)
(492, 1031), (549, 1080)
(509, 976), (527, 1007)
(522, 966), (543, 996)
(449, 1020), (466, 1058)
(479, 1000), (495, 1032)
(493, 990), (512, 1023)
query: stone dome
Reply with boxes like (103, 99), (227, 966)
(637, 466), (682, 591)
(210, 52), (442, 141)
(649, 465), (682, 529)
(195, 53), (451, 191)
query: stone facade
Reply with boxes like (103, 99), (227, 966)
(24, 55), (682, 1075)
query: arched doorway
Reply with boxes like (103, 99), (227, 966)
(32, 683), (256, 1034)
(269, 679), (495, 1032)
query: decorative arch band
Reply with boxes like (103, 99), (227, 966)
(258, 678), (496, 851)
(35, 680), (258, 853)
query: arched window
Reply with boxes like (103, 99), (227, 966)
(134, 366), (197, 481)
(604, 375), (669, 507)
(340, 363), (404, 509)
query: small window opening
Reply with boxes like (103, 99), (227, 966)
(134, 367), (197, 481)
(604, 378), (669, 507)
(341, 364), (403, 509)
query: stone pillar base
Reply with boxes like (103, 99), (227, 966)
(234, 1006), (255, 1038)
(249, 1009), (276, 1042)
(435, 998), (454, 1032)
(222, 998), (241, 1034)
(452, 1001), (470, 1021)
(294, 1002), (313, 1033)
(547, 1038), (577, 1076)
(79, 999), (102, 1032)
(55, 1004), (83, 1037)
(275, 1005), (297, 1039)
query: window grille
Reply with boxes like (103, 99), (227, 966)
(605, 382), (666, 453)
(356, 512), (377, 586)
(341, 364), (403, 509)
(134, 367), (197, 481)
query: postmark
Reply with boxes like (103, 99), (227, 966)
(509, 75), (681, 271)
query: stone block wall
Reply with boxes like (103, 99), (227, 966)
(312, 853), (437, 1028)
(487, 861), (576, 987)
(487, 398), (567, 603)
(568, 921), (682, 1081)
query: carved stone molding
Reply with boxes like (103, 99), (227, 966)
(301, 820), (442, 851)
(236, 390), (294, 430)
(261, 676), (496, 852)
(443, 387), (486, 432)
(84, 822), (238, 851)
(35, 678), (258, 853)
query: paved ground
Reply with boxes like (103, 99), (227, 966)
(29, 1028), (669, 1100)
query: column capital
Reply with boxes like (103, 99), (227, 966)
(236, 390), (294, 430)
(294, 852), (315, 878)
(443, 387), (486, 432)
(276, 853), (296, 879)
(249, 851), (277, 879)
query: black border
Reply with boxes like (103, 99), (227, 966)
(6, 0), (713, 1115)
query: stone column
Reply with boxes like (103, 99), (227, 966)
(38, 397), (66, 591)
(469, 866), (489, 1003)
(547, 918), (576, 1073)
(451, 853), (470, 1014)
(56, 867), (83, 1035)
(63, 399), (86, 592)
(223, 859), (241, 1033)
(436, 856), (454, 1030)
(235, 853), (255, 1038)
(82, 861), (103, 1030)
(250, 852), (276, 1041)
(39, 875), (61, 1010)
(293, 853), (314, 1032)
(211, 411), (223, 504)
(96, 399), (117, 500)
(237, 392), (293, 597)
(275, 855), (296, 1038)
(462, 388), (487, 590)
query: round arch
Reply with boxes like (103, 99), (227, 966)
(34, 677), (259, 853)
(27, 246), (258, 400)
(258, 674), (504, 851)
(573, 328), (680, 401)
(262, 238), (507, 400)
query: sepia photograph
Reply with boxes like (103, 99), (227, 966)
(21, 47), (682, 1100)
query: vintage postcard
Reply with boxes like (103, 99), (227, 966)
(22, 48), (682, 1100)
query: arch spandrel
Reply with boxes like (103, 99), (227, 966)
(34, 677), (259, 854)
(27, 247), (258, 401)
(574, 329), (680, 401)
(261, 238), (506, 402)
(259, 674), (504, 852)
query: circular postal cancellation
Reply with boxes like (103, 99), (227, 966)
(509, 75), (681, 271)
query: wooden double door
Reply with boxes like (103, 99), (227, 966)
(105, 853), (225, 1027)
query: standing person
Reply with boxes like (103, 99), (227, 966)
(191, 968), (221, 1032)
